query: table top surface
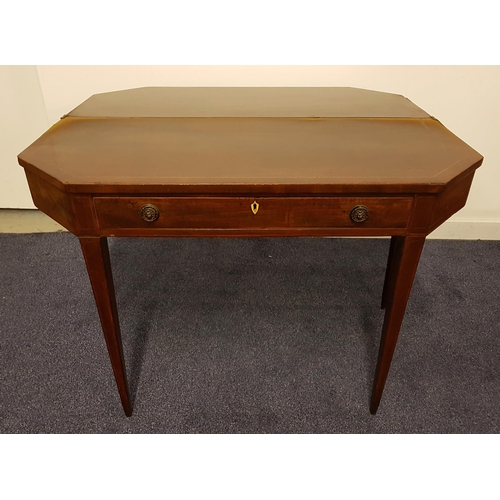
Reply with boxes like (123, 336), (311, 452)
(18, 87), (483, 195)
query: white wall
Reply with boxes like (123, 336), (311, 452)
(2, 66), (499, 238)
(0, 66), (49, 208)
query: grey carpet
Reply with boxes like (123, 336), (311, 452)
(0, 233), (499, 433)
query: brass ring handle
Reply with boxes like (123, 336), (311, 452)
(350, 205), (369, 223)
(140, 204), (160, 222)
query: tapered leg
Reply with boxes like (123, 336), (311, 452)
(381, 236), (404, 309)
(370, 235), (426, 415)
(79, 237), (131, 417)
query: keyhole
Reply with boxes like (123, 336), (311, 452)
(251, 201), (259, 214)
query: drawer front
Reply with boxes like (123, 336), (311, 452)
(94, 197), (413, 230)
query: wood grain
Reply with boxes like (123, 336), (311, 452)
(67, 87), (431, 118)
(94, 196), (413, 231)
(17, 87), (484, 416)
(18, 117), (482, 194)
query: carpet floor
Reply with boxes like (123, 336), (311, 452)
(1, 233), (499, 433)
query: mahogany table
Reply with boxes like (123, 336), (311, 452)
(18, 87), (483, 416)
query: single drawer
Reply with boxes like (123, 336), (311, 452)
(94, 197), (413, 229)
(94, 196), (413, 230)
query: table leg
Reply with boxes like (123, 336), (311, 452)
(79, 237), (132, 417)
(381, 236), (403, 309)
(370, 235), (426, 415)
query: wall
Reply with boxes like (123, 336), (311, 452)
(0, 66), (49, 209)
(2, 65), (499, 238)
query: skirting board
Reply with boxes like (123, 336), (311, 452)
(427, 221), (500, 240)
(0, 209), (499, 240)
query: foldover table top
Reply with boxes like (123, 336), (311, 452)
(18, 87), (482, 195)
(18, 87), (483, 417)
